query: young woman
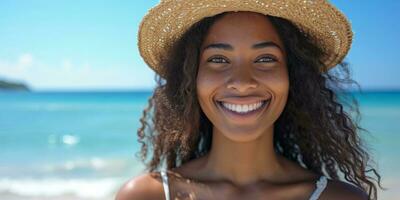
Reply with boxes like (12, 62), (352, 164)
(117, 1), (382, 199)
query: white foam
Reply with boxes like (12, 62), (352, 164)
(47, 134), (80, 146)
(61, 134), (80, 146)
(0, 177), (121, 198)
(42, 157), (132, 174)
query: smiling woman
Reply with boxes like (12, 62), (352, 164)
(116, 1), (382, 200)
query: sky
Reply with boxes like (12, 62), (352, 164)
(0, 0), (399, 91)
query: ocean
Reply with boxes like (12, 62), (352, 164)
(0, 91), (398, 199)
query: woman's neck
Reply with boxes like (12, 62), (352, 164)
(202, 126), (287, 186)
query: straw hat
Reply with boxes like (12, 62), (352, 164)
(138, 0), (353, 76)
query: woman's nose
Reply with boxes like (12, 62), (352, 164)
(226, 65), (258, 93)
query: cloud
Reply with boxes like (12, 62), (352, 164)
(0, 54), (156, 90)
(0, 57), (27, 78)
(18, 53), (34, 67)
(61, 59), (73, 72)
(0, 53), (34, 77)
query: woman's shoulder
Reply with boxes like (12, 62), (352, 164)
(280, 157), (369, 199)
(321, 179), (369, 200)
(115, 172), (165, 200)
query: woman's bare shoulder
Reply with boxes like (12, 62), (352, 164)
(115, 172), (165, 200)
(321, 179), (369, 200)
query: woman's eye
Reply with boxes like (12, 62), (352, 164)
(256, 56), (277, 63)
(208, 57), (229, 64)
(206, 56), (276, 64)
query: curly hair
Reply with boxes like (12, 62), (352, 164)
(136, 12), (383, 199)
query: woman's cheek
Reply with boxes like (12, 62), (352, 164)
(256, 68), (289, 91)
(196, 68), (225, 111)
(197, 68), (225, 89)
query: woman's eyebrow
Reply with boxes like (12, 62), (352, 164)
(202, 41), (283, 52)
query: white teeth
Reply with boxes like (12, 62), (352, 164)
(221, 101), (266, 114)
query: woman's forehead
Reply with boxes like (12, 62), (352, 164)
(201, 11), (284, 50)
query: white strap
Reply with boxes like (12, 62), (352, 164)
(160, 170), (170, 200)
(309, 176), (328, 200)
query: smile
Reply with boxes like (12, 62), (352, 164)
(217, 99), (271, 116)
(221, 101), (264, 113)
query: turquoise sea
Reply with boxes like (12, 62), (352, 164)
(0, 91), (399, 199)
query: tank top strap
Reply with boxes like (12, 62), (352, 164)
(160, 170), (170, 200)
(308, 175), (328, 200)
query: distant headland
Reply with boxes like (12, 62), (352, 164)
(0, 79), (30, 91)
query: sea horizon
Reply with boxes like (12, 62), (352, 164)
(2, 86), (400, 93)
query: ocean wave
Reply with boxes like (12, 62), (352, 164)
(0, 157), (145, 179)
(42, 157), (138, 176)
(0, 177), (121, 198)
(48, 134), (80, 146)
(0, 103), (139, 112)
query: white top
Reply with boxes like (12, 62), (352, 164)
(160, 170), (328, 200)
(160, 170), (171, 200)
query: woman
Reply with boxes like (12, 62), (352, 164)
(117, 1), (382, 199)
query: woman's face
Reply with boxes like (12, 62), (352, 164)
(197, 12), (289, 142)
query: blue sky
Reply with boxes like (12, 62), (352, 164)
(0, 0), (399, 91)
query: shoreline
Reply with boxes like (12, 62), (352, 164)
(0, 192), (114, 200)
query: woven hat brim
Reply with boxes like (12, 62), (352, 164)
(138, 0), (353, 76)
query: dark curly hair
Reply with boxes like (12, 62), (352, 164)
(136, 12), (383, 199)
